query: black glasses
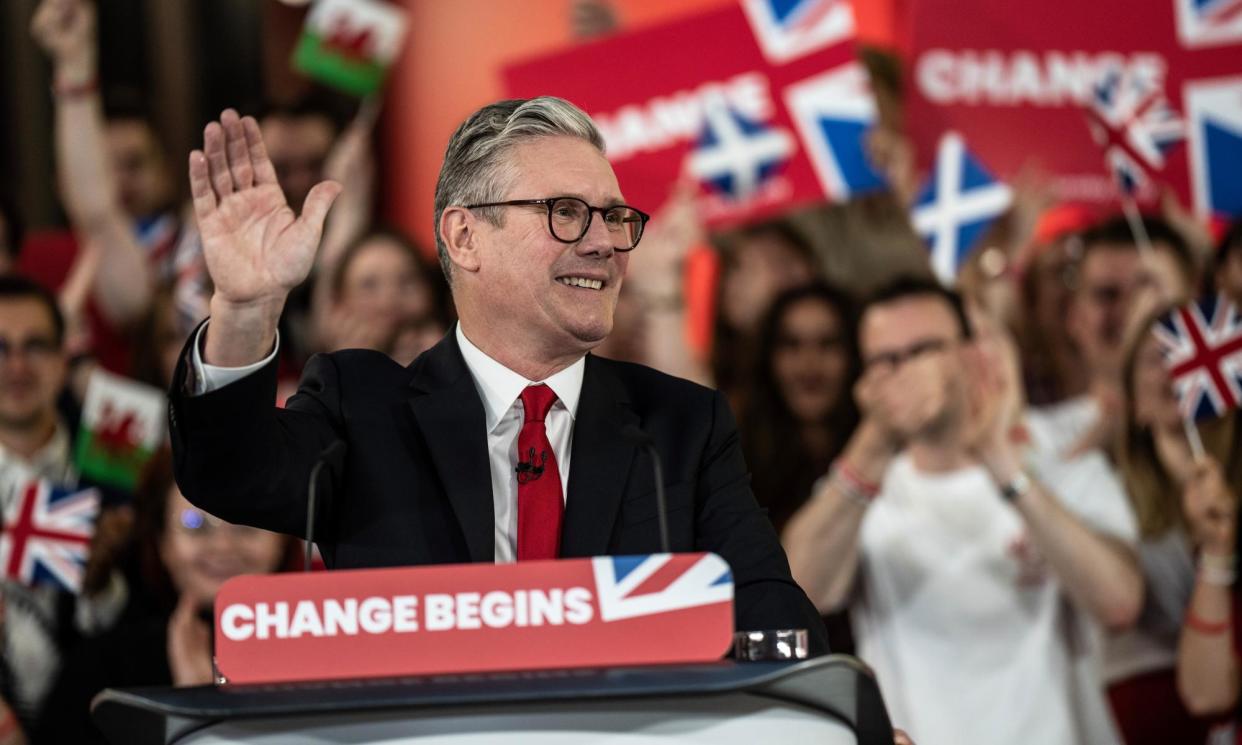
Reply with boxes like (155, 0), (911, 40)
(0, 336), (58, 362)
(863, 337), (959, 371)
(464, 197), (649, 251)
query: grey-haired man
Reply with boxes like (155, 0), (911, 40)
(169, 97), (826, 651)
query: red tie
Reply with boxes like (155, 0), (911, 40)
(516, 385), (563, 560)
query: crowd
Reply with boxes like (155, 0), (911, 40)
(0, 0), (1239, 744)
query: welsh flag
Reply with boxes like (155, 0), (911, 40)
(73, 371), (166, 492)
(292, 0), (409, 97)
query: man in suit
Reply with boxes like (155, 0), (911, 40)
(169, 97), (826, 651)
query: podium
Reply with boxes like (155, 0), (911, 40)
(92, 655), (894, 744)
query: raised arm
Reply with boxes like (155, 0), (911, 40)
(188, 109), (340, 365)
(783, 359), (948, 612)
(964, 327), (1142, 629)
(1176, 457), (1239, 714)
(31, 0), (152, 326)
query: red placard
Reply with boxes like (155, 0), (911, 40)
(214, 553), (734, 685)
(904, 0), (1242, 216)
(503, 1), (882, 229)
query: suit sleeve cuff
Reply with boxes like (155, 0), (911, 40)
(189, 322), (280, 396)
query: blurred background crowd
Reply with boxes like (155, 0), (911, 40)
(0, 0), (1239, 743)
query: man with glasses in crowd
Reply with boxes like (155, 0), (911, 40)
(0, 276), (132, 734)
(783, 277), (1143, 744)
(167, 97), (826, 650)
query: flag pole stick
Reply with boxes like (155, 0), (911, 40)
(1183, 417), (1206, 461)
(1120, 195), (1154, 259)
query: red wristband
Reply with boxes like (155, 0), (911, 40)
(53, 76), (98, 100)
(1184, 609), (1231, 635)
(836, 458), (880, 497)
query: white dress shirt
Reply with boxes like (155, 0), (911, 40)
(189, 322), (585, 563)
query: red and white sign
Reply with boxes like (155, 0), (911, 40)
(214, 553), (734, 685)
(904, 0), (1242, 216)
(504, 1), (883, 229)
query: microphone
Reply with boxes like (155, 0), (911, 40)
(514, 447), (547, 483)
(620, 423), (670, 554)
(306, 440), (347, 572)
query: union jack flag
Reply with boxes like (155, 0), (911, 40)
(1152, 293), (1242, 421)
(0, 481), (100, 593)
(1085, 64), (1185, 196)
(592, 553), (732, 622)
(1176, 0), (1242, 48)
(741, 0), (856, 64)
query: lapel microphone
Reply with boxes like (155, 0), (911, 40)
(515, 447), (547, 483)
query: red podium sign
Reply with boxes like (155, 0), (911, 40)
(214, 553), (734, 685)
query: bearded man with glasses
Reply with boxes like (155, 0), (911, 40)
(167, 96), (826, 652)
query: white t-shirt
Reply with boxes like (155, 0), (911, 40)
(852, 409), (1137, 745)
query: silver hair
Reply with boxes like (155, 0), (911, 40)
(432, 97), (606, 284)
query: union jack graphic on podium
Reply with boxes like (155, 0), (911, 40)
(1085, 63), (1185, 195)
(592, 553), (732, 622)
(1152, 293), (1242, 421)
(741, 0), (856, 64)
(0, 481), (100, 593)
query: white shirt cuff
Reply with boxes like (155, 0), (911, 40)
(189, 321), (280, 395)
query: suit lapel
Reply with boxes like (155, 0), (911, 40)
(560, 355), (639, 558)
(407, 334), (495, 563)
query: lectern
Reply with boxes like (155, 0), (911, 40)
(93, 655), (893, 744)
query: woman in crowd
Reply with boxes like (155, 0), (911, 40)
(740, 282), (861, 534)
(34, 449), (297, 743)
(313, 227), (449, 367)
(1106, 309), (1241, 744)
(740, 283), (861, 651)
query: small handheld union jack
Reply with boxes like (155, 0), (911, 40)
(0, 480), (100, 593)
(1152, 293), (1242, 422)
(1084, 63), (1185, 196)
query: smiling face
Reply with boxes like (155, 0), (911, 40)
(0, 298), (65, 433)
(772, 298), (849, 424)
(462, 136), (630, 364)
(159, 487), (286, 608)
(1130, 332), (1182, 432)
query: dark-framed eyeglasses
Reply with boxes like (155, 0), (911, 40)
(862, 337), (959, 371)
(464, 197), (649, 251)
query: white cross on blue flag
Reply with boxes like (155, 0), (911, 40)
(911, 132), (1012, 284)
(687, 100), (796, 201)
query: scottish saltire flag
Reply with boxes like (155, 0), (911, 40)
(1175, 0), (1242, 48)
(911, 132), (1012, 284)
(0, 481), (100, 593)
(784, 64), (886, 202)
(1152, 293), (1242, 421)
(593, 553), (732, 622)
(1184, 77), (1242, 218)
(1085, 64), (1185, 196)
(688, 101), (795, 201)
(293, 0), (408, 96)
(741, 0), (856, 64)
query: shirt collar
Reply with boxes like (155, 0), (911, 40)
(455, 323), (584, 432)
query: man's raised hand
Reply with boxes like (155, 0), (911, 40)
(189, 109), (341, 310)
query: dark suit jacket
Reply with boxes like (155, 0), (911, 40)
(169, 330), (827, 653)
